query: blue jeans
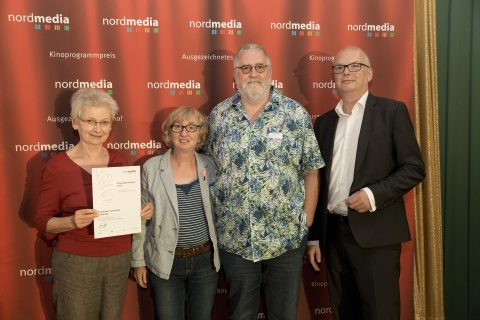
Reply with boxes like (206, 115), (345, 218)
(148, 250), (219, 320)
(219, 234), (308, 320)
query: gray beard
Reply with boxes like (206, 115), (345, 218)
(239, 80), (270, 104)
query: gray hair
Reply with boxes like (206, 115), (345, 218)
(233, 43), (271, 69)
(70, 88), (119, 121)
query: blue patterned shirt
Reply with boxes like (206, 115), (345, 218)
(206, 87), (324, 262)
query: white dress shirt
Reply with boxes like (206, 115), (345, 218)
(328, 91), (376, 215)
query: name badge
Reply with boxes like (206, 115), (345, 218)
(268, 132), (283, 139)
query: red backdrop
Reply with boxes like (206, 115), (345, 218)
(0, 1), (414, 319)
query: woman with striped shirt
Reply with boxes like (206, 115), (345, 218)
(131, 107), (220, 320)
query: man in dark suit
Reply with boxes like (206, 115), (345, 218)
(306, 46), (425, 320)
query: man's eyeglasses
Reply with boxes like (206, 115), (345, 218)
(78, 117), (113, 127)
(235, 64), (269, 74)
(170, 124), (202, 133)
(332, 63), (370, 74)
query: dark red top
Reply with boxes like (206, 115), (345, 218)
(34, 149), (131, 256)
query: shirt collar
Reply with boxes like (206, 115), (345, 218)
(335, 91), (369, 116)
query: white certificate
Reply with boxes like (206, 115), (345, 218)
(92, 165), (141, 239)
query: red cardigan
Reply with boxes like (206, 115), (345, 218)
(34, 149), (131, 256)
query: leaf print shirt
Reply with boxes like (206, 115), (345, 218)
(206, 87), (325, 262)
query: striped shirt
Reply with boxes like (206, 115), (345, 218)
(176, 179), (210, 248)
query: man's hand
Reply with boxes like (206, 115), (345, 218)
(306, 245), (322, 272)
(345, 189), (371, 213)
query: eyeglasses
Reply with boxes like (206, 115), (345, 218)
(235, 64), (269, 74)
(78, 117), (113, 127)
(170, 124), (202, 133)
(332, 63), (370, 74)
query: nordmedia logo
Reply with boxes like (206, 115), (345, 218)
(189, 19), (242, 36)
(348, 22), (395, 38)
(107, 140), (162, 156)
(270, 20), (320, 37)
(103, 16), (159, 34)
(15, 141), (76, 157)
(8, 13), (70, 31)
(54, 79), (114, 95)
(147, 80), (202, 96)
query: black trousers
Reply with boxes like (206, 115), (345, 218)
(325, 214), (402, 320)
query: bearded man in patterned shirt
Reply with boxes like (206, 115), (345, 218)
(206, 43), (325, 320)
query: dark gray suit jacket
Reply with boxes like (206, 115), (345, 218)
(310, 93), (425, 249)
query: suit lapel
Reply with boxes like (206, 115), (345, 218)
(354, 94), (377, 175)
(159, 149), (179, 216)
